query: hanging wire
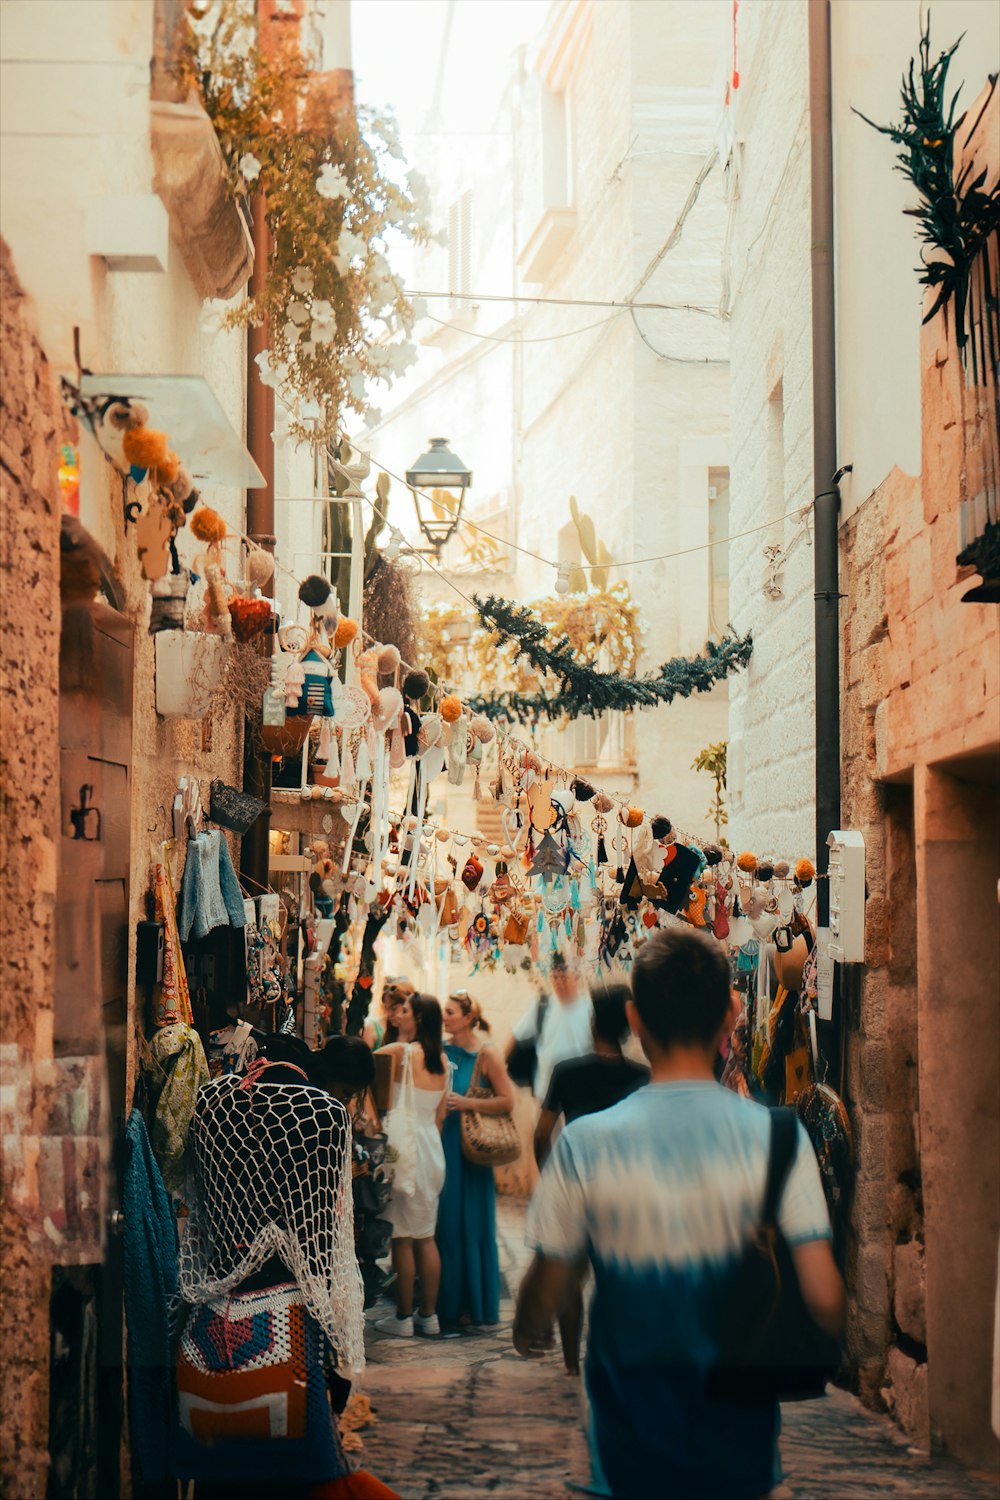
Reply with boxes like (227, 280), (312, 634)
(422, 309), (627, 344)
(355, 449), (809, 574)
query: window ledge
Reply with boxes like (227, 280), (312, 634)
(517, 207), (577, 285)
(150, 97), (254, 302)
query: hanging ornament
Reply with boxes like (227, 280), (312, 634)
(593, 815), (608, 866)
(527, 830), (568, 885)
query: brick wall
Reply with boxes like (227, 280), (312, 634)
(0, 236), (62, 1497)
(840, 473), (925, 1435)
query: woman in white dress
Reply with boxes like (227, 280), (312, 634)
(374, 992), (449, 1337)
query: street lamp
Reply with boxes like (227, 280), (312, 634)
(405, 437), (472, 556)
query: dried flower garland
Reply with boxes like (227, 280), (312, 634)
(178, 2), (429, 442)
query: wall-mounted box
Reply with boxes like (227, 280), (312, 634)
(84, 194), (170, 273)
(827, 829), (866, 963)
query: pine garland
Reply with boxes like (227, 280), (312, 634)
(464, 594), (753, 723)
(854, 20), (1000, 346)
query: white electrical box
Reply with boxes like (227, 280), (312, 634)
(827, 829), (866, 963)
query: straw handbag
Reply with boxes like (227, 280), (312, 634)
(460, 1051), (520, 1168)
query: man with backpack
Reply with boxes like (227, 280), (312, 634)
(514, 927), (844, 1500)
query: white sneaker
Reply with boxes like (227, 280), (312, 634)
(374, 1313), (413, 1338)
(414, 1312), (440, 1337)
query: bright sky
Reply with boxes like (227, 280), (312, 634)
(350, 0), (549, 150)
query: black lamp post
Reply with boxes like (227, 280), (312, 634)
(405, 438), (472, 556)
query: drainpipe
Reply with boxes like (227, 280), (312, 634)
(808, 0), (841, 930)
(239, 0), (278, 895)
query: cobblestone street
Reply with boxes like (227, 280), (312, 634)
(356, 1201), (1000, 1500)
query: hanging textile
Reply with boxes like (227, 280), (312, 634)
(153, 845), (193, 1027)
(147, 1022), (211, 1197)
(178, 830), (247, 942)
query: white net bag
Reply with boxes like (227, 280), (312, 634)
(178, 1075), (365, 1377)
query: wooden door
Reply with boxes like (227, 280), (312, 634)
(49, 602), (134, 1500)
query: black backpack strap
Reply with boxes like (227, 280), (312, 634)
(761, 1107), (799, 1229)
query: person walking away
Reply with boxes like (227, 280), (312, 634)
(375, 994), (448, 1337)
(311, 1037), (393, 1310)
(506, 952), (592, 1104)
(533, 981), (649, 1374)
(514, 928), (844, 1500)
(437, 991), (516, 1332)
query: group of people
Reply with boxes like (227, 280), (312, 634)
(166, 926), (844, 1500)
(370, 981), (514, 1337)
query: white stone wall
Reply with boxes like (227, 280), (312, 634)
(360, 0), (733, 840)
(723, 0), (816, 859)
(0, 0), (248, 557)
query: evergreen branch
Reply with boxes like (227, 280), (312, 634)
(466, 594), (753, 723)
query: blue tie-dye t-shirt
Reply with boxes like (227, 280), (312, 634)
(527, 1080), (832, 1499)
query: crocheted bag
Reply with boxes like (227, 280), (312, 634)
(460, 1050), (520, 1168)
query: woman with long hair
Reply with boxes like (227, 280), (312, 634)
(437, 991), (515, 1331)
(364, 977), (414, 1050)
(374, 993), (448, 1337)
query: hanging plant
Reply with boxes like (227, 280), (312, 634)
(177, 2), (430, 442)
(854, 18), (1000, 345)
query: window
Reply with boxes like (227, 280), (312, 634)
(543, 709), (628, 772)
(707, 466), (730, 637)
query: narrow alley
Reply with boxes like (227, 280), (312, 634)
(357, 1203), (1000, 1500)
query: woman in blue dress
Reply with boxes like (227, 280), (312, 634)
(437, 991), (516, 1329)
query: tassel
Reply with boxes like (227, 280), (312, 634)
(473, 764), (482, 802)
(536, 908), (544, 934)
(597, 835), (607, 865)
(317, 718), (332, 764)
(341, 741), (356, 788)
(324, 732), (340, 779)
(570, 878), (581, 911)
(355, 736), (372, 783)
(615, 865), (625, 885)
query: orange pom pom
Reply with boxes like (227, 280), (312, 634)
(737, 850), (758, 873)
(123, 427), (169, 470)
(619, 805), (644, 829)
(156, 450), (180, 485)
(440, 694), (462, 723)
(190, 506), (228, 544)
(795, 857), (816, 886)
(334, 617), (359, 648)
(361, 672), (380, 707)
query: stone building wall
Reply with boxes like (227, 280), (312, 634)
(0, 238), (64, 1497)
(838, 174), (999, 1463)
(723, 0), (817, 857)
(839, 469), (925, 1435)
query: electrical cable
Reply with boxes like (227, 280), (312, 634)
(423, 310), (626, 344)
(405, 289), (719, 315)
(353, 443), (810, 574)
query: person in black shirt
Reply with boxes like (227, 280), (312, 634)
(533, 981), (649, 1373)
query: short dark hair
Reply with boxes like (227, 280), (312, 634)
(590, 981), (631, 1047)
(259, 1034), (313, 1074)
(630, 928), (731, 1048)
(310, 1035), (375, 1093)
